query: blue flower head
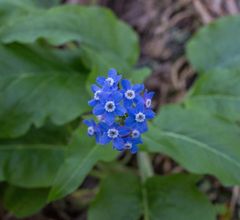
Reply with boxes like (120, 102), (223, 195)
(85, 68), (155, 154)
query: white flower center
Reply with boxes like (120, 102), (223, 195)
(132, 129), (140, 138)
(105, 77), (114, 86)
(88, 126), (94, 136)
(124, 142), (132, 149)
(124, 90), (135, 100)
(104, 101), (116, 112)
(94, 90), (101, 100)
(107, 128), (119, 139)
(135, 112), (146, 122)
(146, 99), (152, 108)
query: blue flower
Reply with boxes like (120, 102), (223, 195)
(88, 84), (102, 107)
(83, 119), (101, 143)
(98, 122), (130, 150)
(96, 68), (121, 88)
(125, 104), (155, 132)
(121, 79), (144, 107)
(143, 91), (155, 108)
(85, 68), (155, 154)
(92, 91), (126, 125)
(123, 137), (142, 154)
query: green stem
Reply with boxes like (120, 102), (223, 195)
(137, 152), (154, 182)
(137, 152), (154, 220)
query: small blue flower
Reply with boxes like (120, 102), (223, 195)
(96, 68), (121, 88)
(121, 79), (144, 108)
(125, 104), (155, 132)
(83, 119), (101, 143)
(92, 91), (126, 125)
(143, 91), (155, 108)
(88, 84), (102, 107)
(98, 122), (130, 150)
(85, 68), (155, 154)
(123, 137), (142, 154)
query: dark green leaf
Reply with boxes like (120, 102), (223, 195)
(3, 185), (49, 218)
(89, 173), (216, 220)
(145, 174), (216, 220)
(187, 16), (240, 72)
(88, 173), (142, 220)
(0, 124), (67, 187)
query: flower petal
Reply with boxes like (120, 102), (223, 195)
(145, 109), (155, 119)
(88, 99), (98, 107)
(121, 79), (131, 90)
(99, 133), (111, 144)
(93, 104), (105, 115)
(96, 76), (106, 86)
(133, 84), (144, 93)
(115, 105), (126, 116)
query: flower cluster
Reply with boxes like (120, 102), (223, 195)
(84, 68), (155, 154)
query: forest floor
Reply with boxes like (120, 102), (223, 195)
(2, 0), (240, 219)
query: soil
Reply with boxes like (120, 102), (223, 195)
(2, 0), (240, 219)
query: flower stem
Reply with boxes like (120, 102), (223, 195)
(137, 152), (154, 182)
(137, 152), (154, 220)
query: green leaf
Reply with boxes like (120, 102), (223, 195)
(143, 105), (240, 185)
(88, 173), (216, 220)
(185, 68), (240, 122)
(128, 67), (152, 84)
(0, 43), (85, 76)
(187, 16), (240, 72)
(0, 5), (139, 73)
(0, 124), (67, 187)
(3, 185), (49, 218)
(145, 174), (216, 220)
(1, 124), (117, 216)
(88, 172), (142, 220)
(48, 125), (118, 201)
(0, 72), (90, 138)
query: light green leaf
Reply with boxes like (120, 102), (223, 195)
(185, 68), (240, 122)
(0, 5), (139, 73)
(3, 185), (49, 218)
(0, 72), (90, 138)
(187, 16), (240, 72)
(143, 105), (240, 185)
(48, 125), (118, 201)
(88, 173), (216, 220)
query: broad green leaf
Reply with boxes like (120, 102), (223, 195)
(143, 105), (240, 185)
(0, 124), (67, 187)
(187, 16), (240, 72)
(185, 69), (240, 122)
(88, 173), (142, 220)
(145, 174), (216, 220)
(0, 5), (139, 73)
(89, 173), (216, 220)
(1, 124), (117, 216)
(48, 125), (118, 201)
(3, 185), (49, 218)
(0, 43), (87, 76)
(0, 72), (90, 138)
